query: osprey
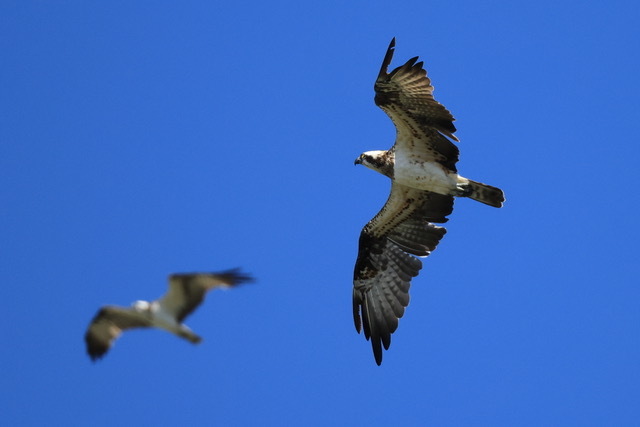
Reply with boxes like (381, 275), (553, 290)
(353, 39), (505, 365)
(84, 268), (254, 360)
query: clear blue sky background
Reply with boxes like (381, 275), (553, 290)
(2, 1), (639, 425)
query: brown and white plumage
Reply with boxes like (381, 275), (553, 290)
(84, 268), (254, 361)
(353, 39), (505, 365)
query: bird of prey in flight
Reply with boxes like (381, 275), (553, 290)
(85, 268), (254, 360)
(353, 38), (505, 365)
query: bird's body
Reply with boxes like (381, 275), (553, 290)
(85, 269), (254, 360)
(381, 148), (460, 193)
(135, 299), (201, 343)
(353, 39), (505, 365)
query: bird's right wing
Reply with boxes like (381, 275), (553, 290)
(84, 306), (151, 361)
(353, 183), (453, 365)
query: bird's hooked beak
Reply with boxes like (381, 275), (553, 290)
(354, 155), (363, 166)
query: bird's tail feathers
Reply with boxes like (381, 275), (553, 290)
(177, 327), (202, 344)
(463, 180), (505, 208)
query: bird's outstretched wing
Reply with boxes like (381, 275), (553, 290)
(353, 183), (453, 365)
(160, 268), (255, 323)
(84, 306), (151, 361)
(375, 38), (460, 171)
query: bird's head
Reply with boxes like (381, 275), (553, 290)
(354, 150), (392, 175)
(131, 300), (151, 312)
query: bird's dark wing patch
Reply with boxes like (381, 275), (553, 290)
(164, 269), (255, 323)
(84, 306), (150, 361)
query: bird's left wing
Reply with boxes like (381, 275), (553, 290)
(160, 268), (255, 323)
(374, 38), (460, 171)
(353, 183), (453, 365)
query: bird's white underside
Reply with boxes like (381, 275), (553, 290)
(150, 301), (187, 332)
(393, 148), (464, 195)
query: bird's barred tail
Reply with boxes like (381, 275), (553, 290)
(465, 180), (505, 208)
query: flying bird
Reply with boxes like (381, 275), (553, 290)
(85, 268), (254, 361)
(353, 38), (505, 365)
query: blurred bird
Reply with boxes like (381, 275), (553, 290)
(84, 268), (254, 360)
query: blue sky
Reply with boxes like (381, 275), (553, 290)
(1, 1), (639, 425)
